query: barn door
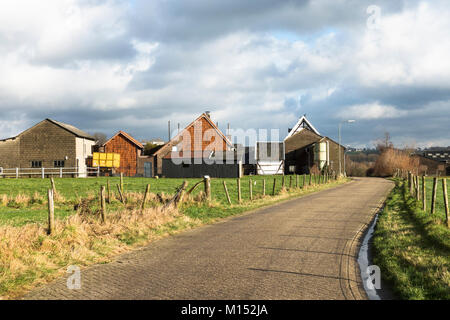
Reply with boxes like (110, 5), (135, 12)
(144, 162), (152, 177)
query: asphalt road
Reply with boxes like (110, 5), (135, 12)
(25, 177), (394, 300)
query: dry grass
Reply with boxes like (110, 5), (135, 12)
(1, 194), (8, 207)
(0, 204), (194, 299)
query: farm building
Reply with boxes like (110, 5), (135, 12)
(0, 119), (96, 177)
(414, 148), (450, 175)
(284, 116), (345, 175)
(255, 142), (285, 175)
(153, 112), (242, 178)
(102, 131), (154, 177)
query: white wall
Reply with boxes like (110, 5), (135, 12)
(75, 137), (95, 177)
(257, 161), (284, 175)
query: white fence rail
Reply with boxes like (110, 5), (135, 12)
(0, 167), (100, 178)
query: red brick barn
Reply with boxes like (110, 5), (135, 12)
(103, 131), (146, 177)
(153, 112), (241, 178)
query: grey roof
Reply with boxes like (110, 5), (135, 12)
(47, 119), (95, 140)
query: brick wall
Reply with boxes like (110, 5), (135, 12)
(0, 138), (20, 168)
(155, 115), (229, 176)
(19, 121), (77, 168)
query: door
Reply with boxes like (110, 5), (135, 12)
(144, 162), (153, 177)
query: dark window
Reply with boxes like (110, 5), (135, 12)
(31, 161), (42, 168)
(182, 162), (190, 168)
(54, 160), (65, 168)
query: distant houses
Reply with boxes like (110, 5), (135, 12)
(414, 148), (450, 175)
(0, 113), (350, 178)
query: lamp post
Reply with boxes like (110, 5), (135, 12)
(344, 144), (350, 177)
(338, 120), (355, 177)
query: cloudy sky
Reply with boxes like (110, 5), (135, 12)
(0, 0), (449, 148)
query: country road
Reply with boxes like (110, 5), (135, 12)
(25, 177), (394, 300)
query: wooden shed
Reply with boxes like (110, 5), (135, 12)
(103, 131), (150, 177)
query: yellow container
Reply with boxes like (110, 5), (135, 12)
(93, 152), (120, 168)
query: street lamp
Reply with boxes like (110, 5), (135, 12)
(338, 120), (355, 177)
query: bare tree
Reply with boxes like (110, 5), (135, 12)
(92, 132), (107, 146)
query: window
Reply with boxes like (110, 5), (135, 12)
(54, 160), (65, 167)
(31, 161), (42, 168)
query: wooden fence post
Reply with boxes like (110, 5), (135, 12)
(47, 189), (55, 235)
(272, 178), (277, 196)
(237, 178), (241, 203)
(422, 176), (426, 211)
(415, 175), (420, 201)
(223, 181), (232, 205)
(50, 177), (56, 195)
(262, 179), (266, 196)
(442, 178), (449, 227)
(289, 175), (292, 189)
(249, 179), (253, 200)
(116, 184), (125, 204)
(100, 186), (106, 223)
(141, 184), (150, 211)
(281, 175), (285, 190)
(174, 181), (188, 207)
(107, 179), (111, 204)
(204, 177), (211, 200)
(431, 177), (438, 214)
(409, 172), (413, 195)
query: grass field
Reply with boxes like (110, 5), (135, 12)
(0, 174), (346, 299)
(373, 178), (450, 300)
(422, 177), (449, 223)
(0, 174), (320, 226)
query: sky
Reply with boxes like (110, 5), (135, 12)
(0, 0), (449, 148)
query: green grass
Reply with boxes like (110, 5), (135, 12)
(373, 179), (450, 300)
(422, 176), (449, 222)
(0, 174), (325, 226)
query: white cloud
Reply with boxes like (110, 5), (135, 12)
(338, 102), (407, 120)
(356, 2), (450, 87)
(0, 0), (448, 147)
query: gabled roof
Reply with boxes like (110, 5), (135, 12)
(5, 119), (95, 141)
(103, 130), (144, 150)
(284, 115), (320, 140)
(47, 119), (95, 140)
(154, 113), (233, 156)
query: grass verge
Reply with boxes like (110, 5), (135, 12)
(372, 179), (450, 300)
(0, 177), (348, 299)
